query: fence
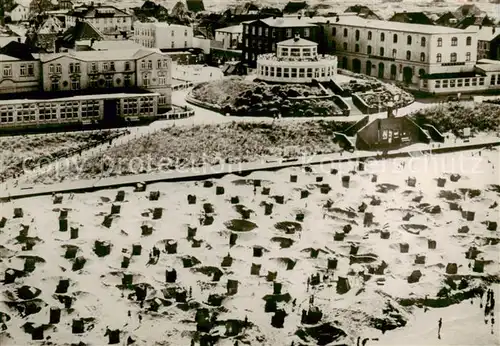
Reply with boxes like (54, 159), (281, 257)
(158, 106), (195, 120)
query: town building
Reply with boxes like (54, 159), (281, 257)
(215, 25), (242, 50)
(66, 4), (133, 36)
(472, 25), (500, 60)
(256, 35), (337, 83)
(0, 45), (173, 130)
(344, 5), (381, 20)
(0, 41), (41, 94)
(8, 4), (29, 22)
(58, 20), (105, 50)
(58, 0), (74, 10)
(241, 16), (323, 68)
(321, 15), (478, 87)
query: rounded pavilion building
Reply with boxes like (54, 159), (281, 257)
(256, 35), (337, 83)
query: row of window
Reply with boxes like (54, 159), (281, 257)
(1, 63), (35, 78)
(85, 17), (130, 25)
(280, 47), (317, 57)
(434, 77), (486, 89)
(122, 97), (155, 116)
(333, 28), (472, 47)
(258, 65), (335, 79)
(0, 100), (101, 124)
(244, 25), (311, 39)
(140, 59), (169, 70)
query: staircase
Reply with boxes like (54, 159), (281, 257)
(342, 97), (363, 116)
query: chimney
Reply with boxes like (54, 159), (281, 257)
(493, 26), (496, 34)
(294, 33), (300, 41)
(17, 37), (21, 43)
(336, 16), (340, 22)
(298, 15), (301, 19)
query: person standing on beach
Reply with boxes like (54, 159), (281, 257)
(438, 318), (442, 339)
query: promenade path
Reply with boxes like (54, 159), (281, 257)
(1, 134), (498, 200)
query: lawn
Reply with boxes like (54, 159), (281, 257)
(0, 130), (126, 182)
(31, 121), (353, 183)
(411, 102), (500, 135)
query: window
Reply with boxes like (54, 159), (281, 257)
(264, 28), (268, 36)
(125, 62), (131, 71)
(457, 79), (463, 87)
(442, 80), (448, 88)
(103, 62), (109, 71)
(291, 68), (297, 78)
(392, 49), (397, 58)
(69, 63), (74, 73)
(421, 37), (426, 47)
(380, 47), (384, 56)
(299, 68), (305, 78)
(450, 80), (455, 88)
(306, 68), (313, 78)
(142, 73), (149, 86)
(355, 29), (360, 40)
(435, 81), (440, 88)
(355, 44), (359, 52)
(272, 28), (276, 37)
(450, 52), (457, 63)
(124, 74), (131, 87)
(303, 48), (311, 57)
(393, 34), (398, 43)
(71, 78), (80, 90)
(368, 31), (372, 40)
(158, 73), (166, 85)
(420, 52), (425, 62)
(147, 60), (152, 69)
(380, 33), (385, 41)
(451, 37), (457, 46)
(491, 75), (496, 85)
(406, 51), (411, 60)
(436, 53), (442, 62)
(3, 64), (12, 77)
(472, 78), (477, 86)
(244, 25), (249, 34)
(343, 28), (348, 37)
(466, 52), (471, 61)
(479, 77), (484, 86)
(283, 68), (289, 78)
(123, 99), (138, 115)
(465, 78), (470, 87)
(343, 42), (347, 50)
(258, 27), (262, 36)
(49, 64), (54, 73)
(184, 41), (187, 48)
(105, 75), (113, 88)
(171, 30), (175, 36)
(291, 48), (300, 57)
(184, 29), (188, 36)
(89, 76), (98, 88)
(407, 35), (412, 45)
(51, 80), (59, 91)
(75, 63), (80, 73)
(91, 62), (98, 72)
(437, 37), (442, 47)
(367, 45), (372, 55)
(109, 62), (114, 71)
(276, 67), (282, 78)
(304, 28), (310, 37)
(20, 64), (26, 76)
(332, 27), (336, 36)
(286, 28), (292, 38)
(157, 60), (162, 69)
(27, 64), (34, 76)
(282, 47), (289, 56)
(466, 36), (471, 46)
(171, 42), (174, 48)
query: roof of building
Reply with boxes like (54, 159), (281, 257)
(247, 17), (317, 27)
(134, 21), (190, 29)
(89, 40), (144, 50)
(0, 54), (20, 61)
(478, 58), (500, 64)
(329, 15), (468, 34)
(0, 41), (38, 60)
(423, 71), (482, 80)
(475, 63), (500, 72)
(186, 0), (205, 13)
(454, 4), (483, 19)
(68, 5), (131, 18)
(215, 25), (242, 34)
(39, 47), (163, 62)
(60, 20), (104, 47)
(469, 25), (500, 41)
(278, 36), (317, 46)
(455, 15), (495, 29)
(283, 1), (308, 14)
(389, 12), (435, 25)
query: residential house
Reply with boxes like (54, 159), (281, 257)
(241, 16), (323, 67)
(453, 4), (483, 19)
(36, 16), (65, 52)
(435, 12), (460, 27)
(0, 25), (23, 48)
(455, 15), (495, 29)
(389, 12), (435, 26)
(58, 20), (104, 50)
(0, 41), (40, 93)
(66, 4), (133, 35)
(472, 25), (500, 60)
(215, 25), (242, 49)
(344, 5), (382, 20)
(8, 4), (30, 22)
(133, 0), (168, 21)
(58, 0), (73, 10)
(283, 1), (308, 14)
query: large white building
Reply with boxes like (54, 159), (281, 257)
(8, 4), (29, 22)
(256, 36), (337, 83)
(215, 25), (243, 50)
(322, 15), (478, 85)
(133, 22), (194, 50)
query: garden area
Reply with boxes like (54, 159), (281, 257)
(411, 102), (500, 135)
(30, 121), (354, 184)
(189, 77), (345, 117)
(0, 130), (127, 183)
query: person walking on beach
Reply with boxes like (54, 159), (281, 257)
(438, 318), (442, 339)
